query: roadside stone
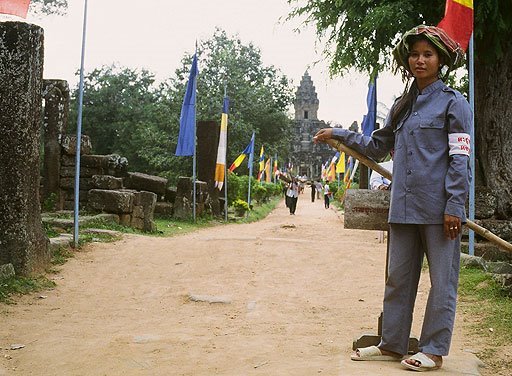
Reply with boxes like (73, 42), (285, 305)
(88, 190), (134, 214)
(91, 175), (123, 190)
(485, 261), (512, 275)
(155, 202), (173, 216)
(460, 253), (486, 270)
(125, 172), (167, 197)
(60, 134), (92, 156)
(0, 264), (15, 280)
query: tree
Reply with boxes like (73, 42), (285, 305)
(288, 0), (512, 218)
(69, 65), (173, 173)
(70, 30), (295, 184)
(160, 29), (295, 179)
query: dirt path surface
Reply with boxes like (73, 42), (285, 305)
(1, 197), (483, 375)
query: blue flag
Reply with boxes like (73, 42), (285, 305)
(361, 76), (377, 137)
(175, 53), (199, 156)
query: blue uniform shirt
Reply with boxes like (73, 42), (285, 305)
(332, 79), (472, 224)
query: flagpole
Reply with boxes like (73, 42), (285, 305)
(73, 0), (88, 248)
(192, 70), (197, 223)
(468, 33), (475, 256)
(223, 80), (228, 222)
(247, 132), (255, 212)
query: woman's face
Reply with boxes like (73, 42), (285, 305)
(408, 39), (441, 88)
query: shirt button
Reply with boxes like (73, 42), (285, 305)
(407, 170), (412, 175)
(408, 151), (413, 155)
(413, 112), (418, 116)
(406, 188), (411, 193)
(410, 131), (414, 135)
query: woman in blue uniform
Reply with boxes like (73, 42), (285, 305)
(314, 26), (471, 372)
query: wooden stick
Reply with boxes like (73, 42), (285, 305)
(326, 139), (512, 254)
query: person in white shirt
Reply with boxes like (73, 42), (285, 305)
(370, 152), (394, 190)
(323, 183), (331, 209)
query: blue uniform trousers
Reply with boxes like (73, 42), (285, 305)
(379, 224), (460, 356)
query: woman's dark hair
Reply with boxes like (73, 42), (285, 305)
(390, 35), (443, 129)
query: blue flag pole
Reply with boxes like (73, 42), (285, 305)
(175, 51), (198, 222)
(247, 132), (255, 212)
(223, 80), (228, 222)
(192, 73), (197, 223)
(468, 33), (475, 256)
(73, 0), (88, 248)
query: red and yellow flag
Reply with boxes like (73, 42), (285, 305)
(437, 0), (474, 51)
(264, 159), (271, 183)
(0, 0), (30, 18)
(214, 97), (229, 190)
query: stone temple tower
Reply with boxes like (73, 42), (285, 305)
(290, 72), (332, 178)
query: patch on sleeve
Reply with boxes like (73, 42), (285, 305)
(448, 133), (470, 156)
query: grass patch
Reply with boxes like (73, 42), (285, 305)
(51, 246), (75, 266)
(458, 266), (512, 374)
(458, 266), (512, 344)
(240, 196), (281, 223)
(0, 276), (56, 304)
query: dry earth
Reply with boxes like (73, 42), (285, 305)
(1, 196), (487, 375)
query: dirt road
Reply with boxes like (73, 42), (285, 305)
(1, 197), (483, 375)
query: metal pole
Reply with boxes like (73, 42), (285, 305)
(73, 0), (88, 248)
(247, 132), (255, 210)
(192, 70), (197, 223)
(223, 81), (228, 222)
(468, 33), (475, 256)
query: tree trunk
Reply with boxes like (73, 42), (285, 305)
(0, 21), (50, 276)
(475, 47), (512, 219)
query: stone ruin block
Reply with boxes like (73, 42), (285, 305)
(125, 172), (167, 197)
(60, 177), (93, 191)
(474, 186), (497, 219)
(0, 21), (50, 275)
(174, 177), (208, 219)
(133, 191), (157, 232)
(60, 166), (104, 178)
(164, 187), (177, 203)
(155, 202), (173, 216)
(476, 219), (512, 242)
(60, 134), (92, 155)
(91, 175), (123, 190)
(88, 189), (134, 214)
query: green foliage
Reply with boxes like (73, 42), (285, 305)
(232, 198), (250, 212)
(287, 0), (511, 76)
(252, 184), (268, 203)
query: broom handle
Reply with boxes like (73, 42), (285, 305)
(326, 139), (512, 254)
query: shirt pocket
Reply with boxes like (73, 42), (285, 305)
(418, 116), (446, 151)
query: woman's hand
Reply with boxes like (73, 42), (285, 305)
(313, 128), (333, 144)
(444, 214), (462, 240)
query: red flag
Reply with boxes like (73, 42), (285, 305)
(437, 0), (474, 51)
(0, 0), (31, 18)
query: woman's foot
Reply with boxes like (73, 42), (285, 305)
(351, 346), (403, 361)
(401, 352), (442, 371)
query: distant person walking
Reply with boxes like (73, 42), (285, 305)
(285, 178), (299, 215)
(310, 181), (316, 202)
(323, 182), (331, 209)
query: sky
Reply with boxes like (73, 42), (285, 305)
(28, 0), (405, 127)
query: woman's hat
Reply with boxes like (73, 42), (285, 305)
(392, 25), (465, 80)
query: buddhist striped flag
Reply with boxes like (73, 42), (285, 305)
(336, 152), (345, 174)
(437, 0), (474, 51)
(214, 96), (229, 190)
(327, 152), (340, 182)
(0, 0), (30, 18)
(257, 146), (265, 182)
(264, 159), (271, 183)
(228, 133), (255, 173)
